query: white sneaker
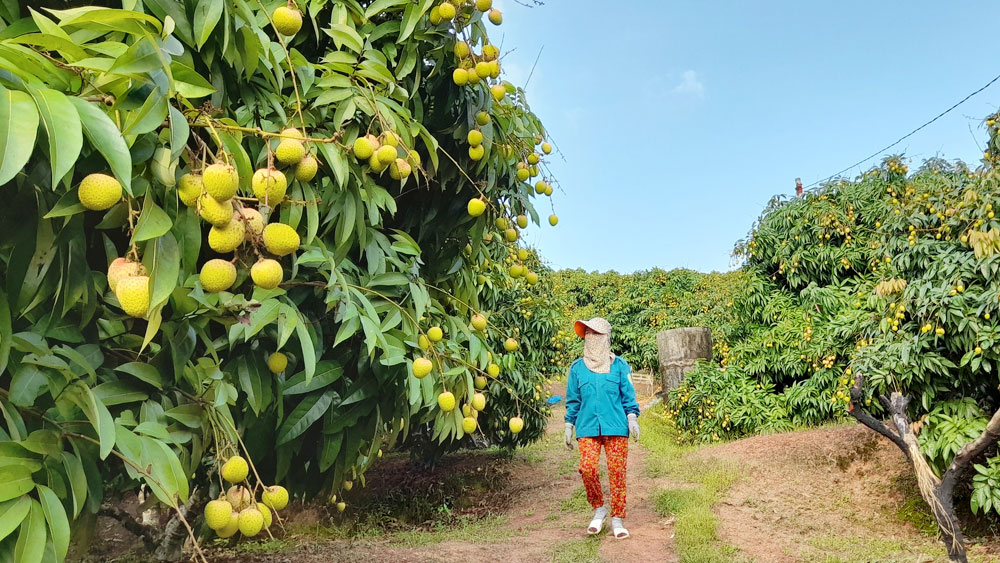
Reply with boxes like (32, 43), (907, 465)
(587, 506), (608, 534)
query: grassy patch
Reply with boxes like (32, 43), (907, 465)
(803, 534), (944, 562)
(233, 539), (293, 555)
(550, 535), (602, 563)
(389, 515), (515, 547)
(641, 408), (745, 563)
(559, 486), (591, 513)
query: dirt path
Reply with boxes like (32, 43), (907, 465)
(210, 387), (676, 563)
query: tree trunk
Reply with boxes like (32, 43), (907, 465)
(153, 486), (207, 562)
(848, 378), (1000, 563)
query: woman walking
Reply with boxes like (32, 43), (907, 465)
(564, 317), (641, 539)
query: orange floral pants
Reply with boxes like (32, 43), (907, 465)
(578, 435), (628, 517)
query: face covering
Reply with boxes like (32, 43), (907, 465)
(583, 330), (614, 373)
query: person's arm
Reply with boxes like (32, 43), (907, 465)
(619, 361), (640, 417)
(564, 363), (580, 425)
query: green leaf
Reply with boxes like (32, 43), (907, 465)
(0, 288), (10, 376)
(0, 86), (39, 186)
(115, 362), (162, 387)
(66, 383), (114, 460)
(247, 299), (281, 339)
(0, 496), (30, 543)
(42, 189), (85, 219)
(143, 437), (189, 504)
(27, 87), (81, 187)
(364, 0), (407, 19)
(295, 314), (317, 383)
(148, 232), (179, 310)
(193, 0), (224, 48)
(326, 24), (364, 53)
(283, 361), (343, 395)
(236, 356), (265, 415)
(398, 0), (433, 42)
(0, 443), (41, 472)
(14, 505), (45, 563)
(171, 61), (216, 98)
(19, 430), (61, 458)
(131, 195), (172, 243)
(0, 466), (34, 502)
(121, 86), (167, 137)
(167, 105), (189, 159)
(9, 365), (47, 407)
(60, 453), (86, 518)
(35, 485), (68, 560)
(164, 404), (203, 429)
(276, 390), (335, 445)
(93, 382), (148, 406)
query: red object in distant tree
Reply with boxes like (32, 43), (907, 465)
(795, 178), (803, 196)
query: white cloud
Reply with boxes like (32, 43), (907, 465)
(672, 70), (705, 98)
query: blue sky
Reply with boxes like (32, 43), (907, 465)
(492, 0), (1000, 273)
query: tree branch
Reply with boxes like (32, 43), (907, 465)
(941, 405), (1000, 494)
(848, 374), (908, 452)
(98, 504), (156, 551)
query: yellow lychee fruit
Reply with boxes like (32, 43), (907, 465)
(251, 259), (283, 290)
(216, 511), (240, 538)
(462, 417), (477, 433)
(418, 334), (431, 350)
(115, 275), (150, 318)
(226, 486), (252, 511)
(239, 208), (265, 237)
(429, 5), (442, 24)
(280, 127), (305, 140)
(488, 9), (502, 24)
(205, 499), (234, 531)
(504, 337), (519, 351)
(203, 163), (239, 201)
(489, 60), (500, 78)
(78, 173), (122, 211)
(509, 264), (524, 278)
(468, 198), (486, 217)
(455, 41), (471, 59)
(549, 214), (558, 226)
(252, 168), (287, 205)
(261, 485), (289, 510)
(407, 149), (421, 168)
(428, 326), (443, 342)
(377, 145), (398, 165)
(504, 228), (518, 242)
(541, 142), (552, 154)
(487, 363), (500, 378)
(475, 0), (492, 10)
(412, 357), (433, 379)
(266, 352), (288, 375)
(516, 214), (528, 228)
(198, 194), (234, 227)
(177, 173), (203, 207)
(380, 131), (400, 147)
(453, 68), (469, 86)
(438, 2), (456, 20)
(517, 168), (530, 181)
(390, 158), (412, 180)
(544, 184), (553, 196)
(295, 155), (319, 182)
(534, 181), (547, 194)
(438, 391), (456, 411)
(353, 137), (375, 160)
(343, 480), (353, 492)
(471, 392), (486, 411)
(222, 455), (249, 483)
(208, 216), (247, 253)
(474, 61), (490, 79)
(527, 153), (540, 165)
(517, 248), (529, 260)
(468, 130), (484, 146)
(262, 223), (301, 256)
(482, 44), (499, 61)
(107, 258), (146, 292)
(474, 376), (487, 389)
(369, 152), (388, 173)
(272, 5), (302, 36)
(525, 271), (539, 285)
(467, 70), (482, 85)
(472, 313), (487, 331)
(256, 502), (272, 529)
(469, 145), (485, 161)
(336, 501), (346, 512)
(200, 259), (237, 293)
(476, 112), (491, 126)
(276, 138), (306, 165)
(238, 506), (264, 536)
(509, 416), (523, 434)
(490, 84), (506, 102)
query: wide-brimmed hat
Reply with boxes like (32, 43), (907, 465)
(574, 317), (611, 338)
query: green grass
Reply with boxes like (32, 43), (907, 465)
(640, 409), (745, 563)
(803, 534), (944, 563)
(550, 535), (602, 563)
(389, 515), (516, 547)
(558, 485), (591, 513)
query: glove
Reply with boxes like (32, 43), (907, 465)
(565, 423), (575, 450)
(627, 414), (640, 441)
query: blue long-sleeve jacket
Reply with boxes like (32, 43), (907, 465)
(564, 357), (640, 438)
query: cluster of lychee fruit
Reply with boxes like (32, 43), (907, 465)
(430, 0), (502, 27)
(203, 454), (289, 539)
(351, 130), (421, 181)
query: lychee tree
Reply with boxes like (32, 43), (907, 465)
(0, 0), (561, 559)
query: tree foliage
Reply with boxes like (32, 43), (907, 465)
(0, 0), (560, 558)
